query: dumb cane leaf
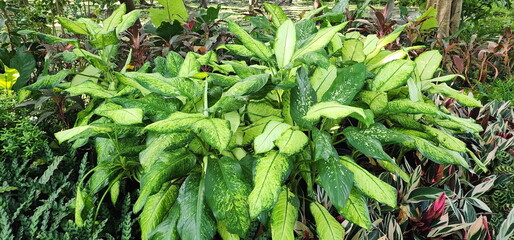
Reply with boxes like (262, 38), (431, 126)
(275, 129), (309, 156)
(343, 127), (394, 162)
(205, 157), (251, 236)
(211, 74), (269, 112)
(24, 70), (69, 90)
(270, 188), (299, 240)
(291, 67), (317, 129)
(274, 20), (296, 68)
(228, 21), (272, 61)
(217, 221), (240, 240)
(116, 10), (142, 36)
(293, 22), (348, 60)
(371, 60), (415, 92)
(263, 3), (289, 28)
(147, 204), (180, 240)
(322, 63), (366, 105)
(65, 81), (116, 98)
(313, 128), (338, 161)
(414, 50), (443, 81)
(177, 174), (217, 240)
(75, 188), (93, 226)
(55, 125), (112, 144)
(125, 72), (199, 98)
(384, 99), (439, 115)
(140, 183), (179, 240)
(57, 17), (89, 35)
(310, 65), (338, 100)
(423, 126), (467, 152)
(139, 132), (194, 170)
(310, 202), (345, 240)
(192, 118), (232, 152)
(218, 44), (255, 58)
(303, 101), (368, 123)
(100, 3), (125, 34)
(341, 39), (366, 62)
(98, 108), (143, 125)
(340, 157), (397, 207)
(248, 151), (292, 218)
(317, 157), (354, 211)
(427, 83), (482, 107)
(254, 121), (291, 154)
(339, 187), (372, 230)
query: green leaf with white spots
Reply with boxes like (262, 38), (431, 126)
(317, 157), (354, 211)
(274, 20), (296, 68)
(205, 157), (251, 236)
(293, 22), (348, 60)
(322, 63), (366, 105)
(275, 129), (309, 155)
(248, 151), (292, 218)
(264, 3), (289, 28)
(192, 118), (232, 152)
(384, 99), (439, 115)
(428, 83), (482, 107)
(218, 44), (255, 58)
(97, 108), (143, 125)
(291, 66), (317, 129)
(24, 70), (69, 90)
(270, 188), (299, 240)
(178, 52), (201, 77)
(423, 126), (467, 152)
(415, 50), (442, 81)
(254, 121), (292, 154)
(228, 21), (272, 61)
(140, 183), (179, 240)
(342, 39), (365, 62)
(55, 125), (112, 144)
(340, 157), (397, 207)
(310, 202), (345, 240)
(310, 65), (337, 100)
(65, 81), (116, 98)
(145, 112), (205, 133)
(339, 187), (372, 230)
(303, 101), (367, 123)
(125, 72), (199, 98)
(343, 126), (393, 162)
(371, 60), (415, 92)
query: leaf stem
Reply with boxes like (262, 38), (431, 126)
(203, 79), (209, 117)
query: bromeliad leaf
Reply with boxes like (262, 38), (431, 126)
(322, 63), (366, 105)
(371, 60), (415, 92)
(254, 121), (291, 154)
(317, 157), (354, 211)
(205, 157), (251, 236)
(140, 183), (179, 240)
(340, 157), (397, 207)
(275, 129), (309, 156)
(274, 20), (296, 68)
(177, 174), (217, 240)
(310, 202), (345, 240)
(228, 21), (273, 61)
(339, 187), (372, 230)
(304, 101), (367, 123)
(293, 22), (348, 60)
(248, 151), (292, 218)
(270, 188), (299, 240)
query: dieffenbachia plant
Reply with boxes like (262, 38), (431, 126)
(29, 3), (486, 239)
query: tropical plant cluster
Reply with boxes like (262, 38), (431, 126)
(1, 0), (514, 239)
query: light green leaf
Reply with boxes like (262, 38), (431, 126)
(342, 39), (366, 62)
(343, 127), (393, 161)
(217, 221), (240, 240)
(339, 187), (371, 230)
(24, 70), (69, 90)
(205, 157), (251, 236)
(310, 65), (338, 100)
(178, 52), (200, 77)
(359, 90), (388, 113)
(72, 65), (100, 86)
(192, 118), (232, 152)
(97, 108), (143, 125)
(368, 25), (407, 59)
(55, 125), (112, 144)
(362, 34), (379, 55)
(428, 83), (482, 107)
(145, 112), (205, 133)
(293, 22), (348, 60)
(147, 204), (180, 240)
(254, 121), (291, 154)
(218, 44), (255, 57)
(65, 81), (116, 98)
(317, 157), (354, 211)
(148, 0), (188, 27)
(228, 21), (272, 61)
(58, 17), (89, 35)
(371, 60), (415, 92)
(101, 3), (126, 34)
(75, 188), (93, 227)
(247, 101), (282, 122)
(423, 126), (467, 152)
(275, 20), (296, 68)
(497, 208), (514, 240)
(270, 188), (299, 240)
(177, 174), (217, 240)
(141, 184), (179, 240)
(322, 63), (366, 105)
(116, 10), (142, 36)
(263, 3), (289, 28)
(384, 99), (439, 115)
(275, 129), (308, 156)
(125, 72), (199, 98)
(340, 157), (397, 207)
(211, 74), (269, 112)
(303, 101), (367, 122)
(310, 202), (345, 240)
(135, 150), (196, 213)
(112, 93), (182, 122)
(415, 50), (442, 81)
(291, 66), (317, 129)
(248, 151), (291, 218)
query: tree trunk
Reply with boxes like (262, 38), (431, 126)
(426, 0), (463, 38)
(120, 0), (136, 12)
(313, 0), (321, 9)
(200, 0), (208, 8)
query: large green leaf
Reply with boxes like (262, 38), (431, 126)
(248, 151), (292, 218)
(371, 60), (415, 92)
(177, 174), (216, 240)
(228, 21), (272, 61)
(339, 187), (371, 229)
(340, 157), (397, 207)
(218, 44), (255, 58)
(270, 188), (299, 240)
(210, 74), (269, 112)
(192, 118), (232, 152)
(317, 157), (354, 211)
(254, 121), (291, 154)
(423, 126), (467, 152)
(10, 46), (36, 90)
(274, 20), (296, 68)
(428, 83), (482, 107)
(57, 17), (89, 35)
(75, 187), (93, 227)
(97, 108), (143, 125)
(24, 70), (69, 90)
(310, 65), (337, 100)
(322, 63), (366, 104)
(147, 204), (180, 240)
(414, 50), (442, 81)
(313, 128), (338, 161)
(55, 125), (112, 144)
(343, 127), (393, 162)
(291, 67), (317, 129)
(341, 39), (366, 62)
(134, 150), (196, 213)
(101, 3), (125, 34)
(125, 72), (199, 98)
(310, 202), (345, 240)
(275, 129), (309, 156)
(148, 0), (188, 27)
(178, 52), (201, 77)
(384, 99), (439, 115)
(367, 25), (406, 59)
(263, 3), (289, 28)
(140, 183), (179, 240)
(293, 22), (348, 60)
(116, 10), (142, 36)
(112, 93), (182, 122)
(303, 101), (367, 123)
(205, 157), (251, 236)
(145, 112), (205, 133)
(65, 81), (116, 98)
(139, 132), (194, 169)
(217, 221), (240, 240)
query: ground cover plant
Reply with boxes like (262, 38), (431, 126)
(2, 0), (514, 239)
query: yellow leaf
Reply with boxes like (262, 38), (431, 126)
(0, 65), (20, 90)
